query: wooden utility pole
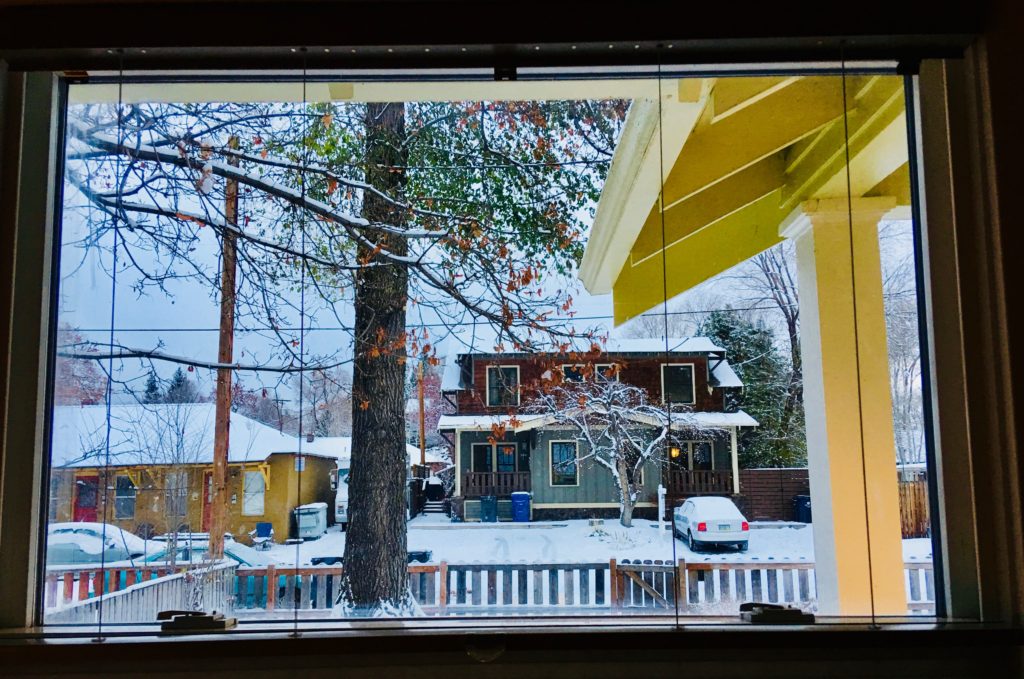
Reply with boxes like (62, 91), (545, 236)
(417, 358), (426, 467)
(210, 135), (239, 560)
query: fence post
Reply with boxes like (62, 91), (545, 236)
(677, 559), (687, 609)
(609, 559), (619, 609)
(439, 561), (448, 610)
(265, 564), (276, 611)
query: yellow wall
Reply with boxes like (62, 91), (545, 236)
(49, 454), (336, 546)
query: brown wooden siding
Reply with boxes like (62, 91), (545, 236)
(455, 354), (725, 415)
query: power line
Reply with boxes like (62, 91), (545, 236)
(68, 303), (799, 333)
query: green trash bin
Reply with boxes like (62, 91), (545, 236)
(480, 495), (498, 523)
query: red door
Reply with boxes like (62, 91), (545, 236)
(202, 471), (213, 532)
(73, 475), (99, 522)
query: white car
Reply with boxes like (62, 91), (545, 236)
(673, 497), (749, 552)
(47, 522), (149, 565)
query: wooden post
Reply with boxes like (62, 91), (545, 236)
(210, 135), (240, 560)
(609, 559), (619, 609)
(438, 561), (448, 610)
(265, 564), (276, 611)
(417, 359), (426, 467)
(677, 558), (687, 609)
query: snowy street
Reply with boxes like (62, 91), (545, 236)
(264, 516), (934, 567)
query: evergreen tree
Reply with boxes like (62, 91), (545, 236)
(142, 371), (163, 404)
(163, 367), (200, 403)
(699, 308), (806, 468)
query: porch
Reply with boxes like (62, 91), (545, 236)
(462, 471), (531, 498)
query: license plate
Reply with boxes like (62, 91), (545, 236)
(718, 523), (732, 531)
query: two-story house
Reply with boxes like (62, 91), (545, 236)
(438, 338), (759, 521)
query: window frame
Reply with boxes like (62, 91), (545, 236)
(660, 363), (696, 405)
(242, 469), (266, 517)
(113, 474), (136, 520)
(548, 439), (580, 487)
(470, 442), (494, 473)
(0, 57), (1009, 634)
(485, 364), (521, 407)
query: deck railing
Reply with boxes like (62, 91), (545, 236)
(462, 471), (531, 497)
(45, 561), (236, 624)
(666, 469), (734, 496)
(227, 559), (934, 616)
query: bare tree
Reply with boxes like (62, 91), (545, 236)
(60, 96), (626, 613)
(526, 374), (708, 527)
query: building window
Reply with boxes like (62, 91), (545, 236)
(496, 443), (518, 472)
(561, 363), (618, 382)
(661, 364), (696, 404)
(243, 470), (266, 516)
(114, 475), (136, 519)
(165, 470), (188, 517)
(486, 365), (520, 407)
(550, 441), (579, 486)
(471, 443), (493, 472)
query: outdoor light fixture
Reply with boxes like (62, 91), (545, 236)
(670, 447), (681, 459)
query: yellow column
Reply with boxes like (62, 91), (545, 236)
(780, 197), (906, 616)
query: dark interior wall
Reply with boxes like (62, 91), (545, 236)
(1, 0), (1021, 674)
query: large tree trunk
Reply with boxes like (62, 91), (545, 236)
(340, 102), (412, 613)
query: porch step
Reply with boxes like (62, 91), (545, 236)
(423, 501), (446, 514)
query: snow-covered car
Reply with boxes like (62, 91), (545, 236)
(673, 497), (749, 552)
(46, 522), (149, 566)
(142, 538), (275, 568)
(332, 468), (349, 531)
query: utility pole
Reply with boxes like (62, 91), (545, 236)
(417, 358), (426, 467)
(210, 135), (239, 560)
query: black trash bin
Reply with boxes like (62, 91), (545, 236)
(480, 495), (498, 523)
(793, 495), (812, 523)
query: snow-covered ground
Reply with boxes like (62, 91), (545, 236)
(264, 517), (934, 567)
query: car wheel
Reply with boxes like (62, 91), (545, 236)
(738, 541), (748, 552)
(687, 531), (697, 552)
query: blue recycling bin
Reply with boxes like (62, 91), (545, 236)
(511, 492), (531, 522)
(480, 495), (498, 523)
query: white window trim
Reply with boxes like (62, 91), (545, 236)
(660, 362), (696, 405)
(485, 364), (521, 407)
(114, 474), (136, 520)
(242, 470), (266, 517)
(548, 439), (580, 488)
(560, 363), (620, 382)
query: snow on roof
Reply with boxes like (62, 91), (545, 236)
(52, 404), (352, 468)
(441, 355), (464, 391)
(437, 413), (555, 432)
(438, 410), (757, 433)
(710, 359), (743, 388)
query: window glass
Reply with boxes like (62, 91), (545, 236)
(114, 475), (136, 519)
(487, 366), (519, 406)
(242, 471), (265, 516)
(550, 441), (579, 486)
(662, 364), (695, 404)
(38, 67), (938, 630)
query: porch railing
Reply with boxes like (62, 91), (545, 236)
(667, 469), (734, 496)
(45, 561), (237, 624)
(463, 471), (531, 497)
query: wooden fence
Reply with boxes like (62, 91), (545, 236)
(45, 562), (236, 624)
(900, 479), (931, 538)
(44, 564), (193, 610)
(228, 559), (934, 616)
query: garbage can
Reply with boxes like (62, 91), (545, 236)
(511, 492), (531, 523)
(480, 495), (498, 523)
(293, 502), (328, 540)
(793, 495), (812, 523)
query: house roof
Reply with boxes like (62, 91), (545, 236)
(437, 409), (757, 433)
(51, 404), (417, 469)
